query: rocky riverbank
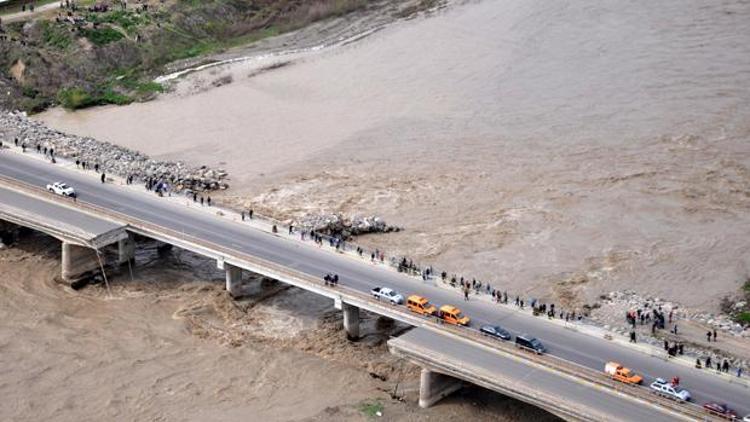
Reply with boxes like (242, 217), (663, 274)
(0, 110), (228, 191)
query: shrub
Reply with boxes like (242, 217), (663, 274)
(81, 27), (125, 46)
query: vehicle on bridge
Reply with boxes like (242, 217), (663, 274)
(604, 361), (643, 385)
(46, 181), (76, 197)
(650, 378), (691, 403)
(702, 402), (738, 420)
(480, 324), (512, 340)
(371, 287), (404, 304)
(515, 334), (545, 354)
(437, 305), (470, 326)
(407, 295), (437, 316)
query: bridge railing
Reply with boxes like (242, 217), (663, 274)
(0, 176), (722, 422)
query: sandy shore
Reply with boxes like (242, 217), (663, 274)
(0, 232), (559, 421)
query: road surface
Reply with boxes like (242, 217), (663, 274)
(0, 151), (747, 417)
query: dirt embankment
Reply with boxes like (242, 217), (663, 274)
(0, 231), (558, 421)
(0, 0), (427, 113)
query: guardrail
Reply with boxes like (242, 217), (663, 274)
(0, 175), (723, 421)
(389, 340), (604, 422)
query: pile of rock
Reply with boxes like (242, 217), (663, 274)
(0, 110), (228, 192)
(294, 212), (399, 239)
(595, 290), (749, 338)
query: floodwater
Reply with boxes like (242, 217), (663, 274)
(38, 0), (750, 309)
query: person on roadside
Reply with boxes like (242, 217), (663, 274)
(207, 196), (211, 206)
(100, 173), (105, 183)
(629, 331), (636, 343)
(463, 287), (469, 301)
(707, 331), (712, 342)
(705, 356), (712, 369)
(722, 360), (730, 373)
(713, 329), (717, 342)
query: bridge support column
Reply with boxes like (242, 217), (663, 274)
(117, 234), (135, 265)
(224, 263), (242, 297)
(418, 369), (462, 408)
(342, 303), (360, 341)
(61, 242), (100, 283)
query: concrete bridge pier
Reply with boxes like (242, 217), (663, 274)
(224, 263), (242, 297)
(61, 242), (100, 283)
(342, 303), (360, 340)
(117, 234), (135, 265)
(418, 368), (463, 408)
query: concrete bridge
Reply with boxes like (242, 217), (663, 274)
(0, 150), (746, 421)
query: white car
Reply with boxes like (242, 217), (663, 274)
(649, 378), (691, 402)
(743, 415), (750, 422)
(370, 287), (404, 304)
(46, 182), (76, 197)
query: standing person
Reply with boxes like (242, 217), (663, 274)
(463, 287), (469, 301)
(629, 330), (636, 343)
(713, 329), (717, 342)
(248, 209), (254, 219)
(207, 196), (211, 206)
(705, 356), (712, 369)
(738, 367), (743, 378)
(707, 331), (712, 342)
(722, 360), (729, 373)
(193, 192), (197, 202)
(100, 173), (105, 183)
(200, 197), (204, 206)
(241, 211), (245, 221)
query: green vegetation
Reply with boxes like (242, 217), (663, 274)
(80, 27), (125, 46)
(57, 86), (132, 110)
(0, 0), (412, 113)
(737, 312), (750, 324)
(358, 400), (384, 418)
(86, 10), (150, 35)
(39, 21), (73, 50)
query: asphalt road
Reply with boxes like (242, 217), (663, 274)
(392, 328), (678, 422)
(0, 185), (124, 240)
(1, 151), (748, 417)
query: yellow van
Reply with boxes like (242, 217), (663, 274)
(438, 305), (470, 326)
(407, 295), (437, 316)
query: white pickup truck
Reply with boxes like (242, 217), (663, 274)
(46, 181), (76, 197)
(650, 378), (691, 402)
(370, 287), (404, 305)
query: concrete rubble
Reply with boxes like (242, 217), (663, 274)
(0, 110), (229, 192)
(294, 212), (400, 239)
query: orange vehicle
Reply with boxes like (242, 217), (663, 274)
(438, 305), (471, 326)
(604, 362), (643, 385)
(407, 295), (437, 316)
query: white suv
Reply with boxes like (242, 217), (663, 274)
(649, 378), (691, 402)
(46, 182), (76, 197)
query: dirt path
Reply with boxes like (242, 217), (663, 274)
(1, 1), (60, 23)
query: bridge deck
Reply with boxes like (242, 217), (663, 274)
(389, 328), (679, 422)
(0, 186), (126, 247)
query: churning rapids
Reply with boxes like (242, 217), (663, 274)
(38, 0), (750, 310)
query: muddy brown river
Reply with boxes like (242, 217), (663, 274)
(38, 0), (750, 311)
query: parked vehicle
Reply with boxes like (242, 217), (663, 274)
(406, 295), (437, 316)
(437, 305), (470, 326)
(46, 181), (76, 197)
(743, 414), (750, 422)
(480, 325), (512, 340)
(702, 403), (737, 420)
(515, 334), (545, 354)
(649, 378), (691, 402)
(370, 287), (404, 304)
(604, 362), (643, 385)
